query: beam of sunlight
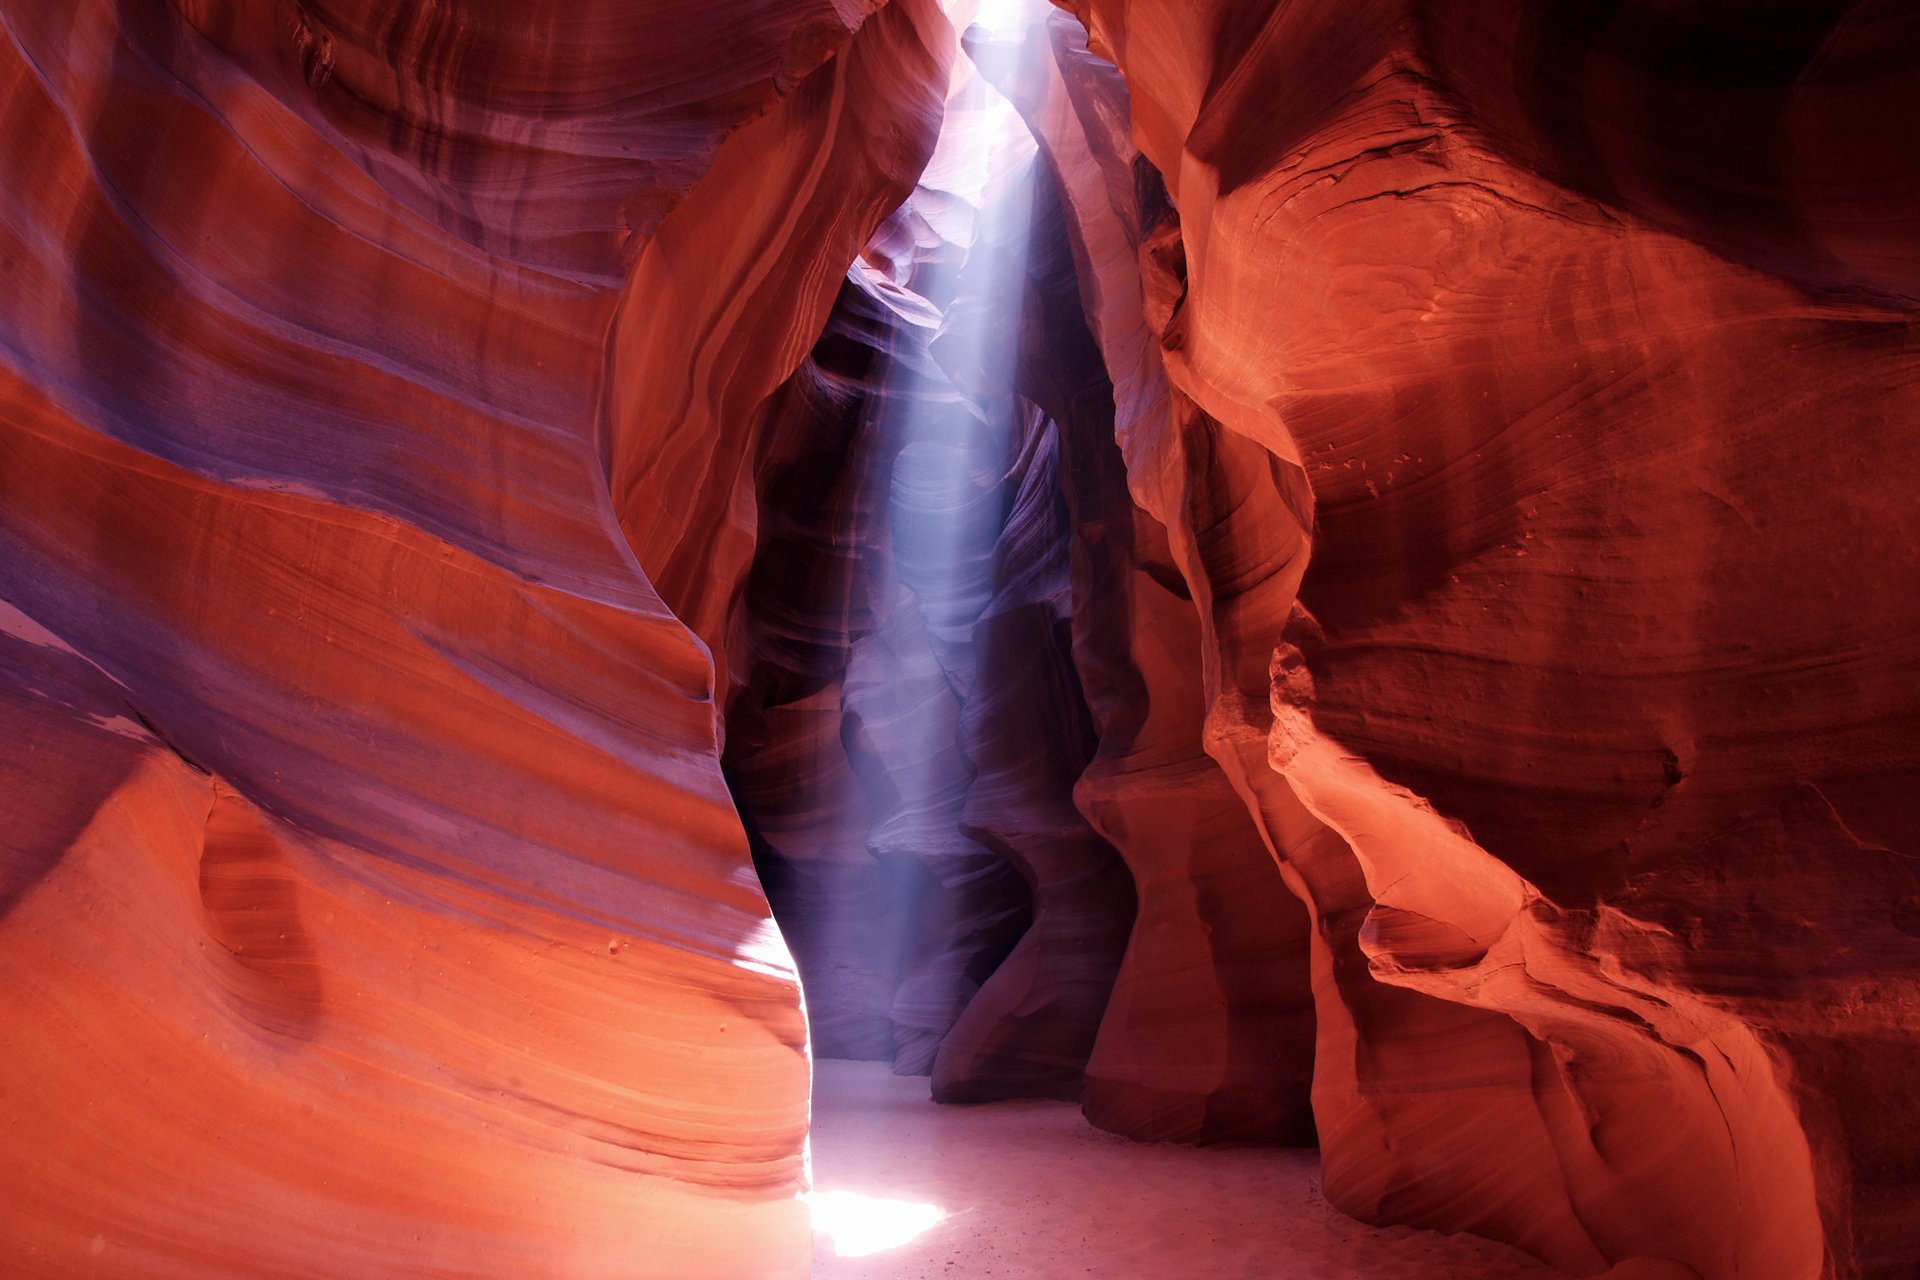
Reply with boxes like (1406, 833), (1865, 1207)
(886, 0), (1043, 677)
(740, 0), (1057, 1077)
(808, 1190), (949, 1259)
(968, 0), (1032, 39)
(788, 0), (1051, 1064)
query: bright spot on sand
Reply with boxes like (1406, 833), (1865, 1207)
(808, 1190), (947, 1258)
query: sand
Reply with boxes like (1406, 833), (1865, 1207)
(808, 1059), (1569, 1279)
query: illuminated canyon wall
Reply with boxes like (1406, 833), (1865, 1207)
(0, 0), (947, 1275)
(2, 1), (1917, 1278)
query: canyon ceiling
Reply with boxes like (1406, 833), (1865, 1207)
(1, 1), (1917, 1278)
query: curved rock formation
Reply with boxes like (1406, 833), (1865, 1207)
(5, 0), (1919, 1276)
(0, 1), (950, 1274)
(721, 60), (1140, 1097)
(1034, 1), (1920, 1275)
(975, 58), (1321, 1141)
(722, 261), (1038, 1074)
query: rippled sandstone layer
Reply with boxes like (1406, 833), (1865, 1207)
(0, 1), (948, 1275)
(4, 1), (1918, 1278)
(1033, 2), (1920, 1276)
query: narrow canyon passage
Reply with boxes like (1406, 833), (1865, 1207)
(2, 0), (1917, 1277)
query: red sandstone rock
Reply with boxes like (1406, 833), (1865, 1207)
(965, 29), (1322, 1140)
(609, 0), (952, 689)
(0, 1), (950, 1274)
(6, 0), (1920, 1276)
(1044, 1), (1920, 1275)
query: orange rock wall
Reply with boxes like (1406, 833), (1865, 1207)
(1035, 2), (1920, 1276)
(0, 1), (949, 1275)
(5, 1), (1919, 1277)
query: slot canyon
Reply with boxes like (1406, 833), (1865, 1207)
(2, 0), (1917, 1276)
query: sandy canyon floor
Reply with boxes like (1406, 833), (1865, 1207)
(808, 1060), (1567, 1279)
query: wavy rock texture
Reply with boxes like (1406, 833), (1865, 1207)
(726, 12), (1320, 1141)
(721, 56), (1138, 1097)
(724, 264), (1039, 1072)
(993, 26), (1321, 1146)
(1033, 2), (1920, 1276)
(609, 0), (951, 682)
(0, 0), (950, 1275)
(6, 0), (1919, 1277)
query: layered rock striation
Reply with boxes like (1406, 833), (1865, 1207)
(3, 1), (1918, 1278)
(1021, 2), (1920, 1276)
(0, 1), (950, 1275)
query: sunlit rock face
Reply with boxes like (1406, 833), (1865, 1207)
(1026, 1), (1920, 1276)
(0, 0), (948, 1275)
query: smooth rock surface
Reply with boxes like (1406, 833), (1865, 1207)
(0, 0), (950, 1274)
(5, 0), (1918, 1276)
(1036, 2), (1920, 1275)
